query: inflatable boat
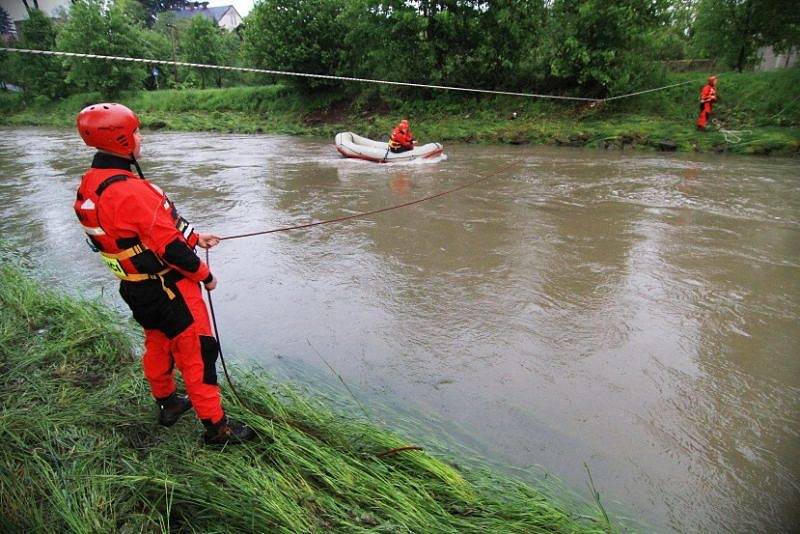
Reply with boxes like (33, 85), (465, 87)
(335, 132), (444, 163)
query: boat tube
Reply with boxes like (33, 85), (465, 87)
(335, 132), (444, 163)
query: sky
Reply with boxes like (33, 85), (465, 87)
(207, 0), (255, 17)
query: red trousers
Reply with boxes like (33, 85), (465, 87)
(142, 278), (224, 423)
(697, 101), (713, 129)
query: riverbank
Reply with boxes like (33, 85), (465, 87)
(0, 258), (612, 532)
(1, 69), (798, 156)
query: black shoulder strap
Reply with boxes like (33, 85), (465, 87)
(95, 174), (129, 198)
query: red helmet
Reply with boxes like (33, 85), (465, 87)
(77, 103), (140, 155)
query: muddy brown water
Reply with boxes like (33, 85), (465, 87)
(1, 127), (798, 532)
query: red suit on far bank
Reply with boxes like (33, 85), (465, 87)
(389, 119), (415, 152)
(696, 76), (717, 130)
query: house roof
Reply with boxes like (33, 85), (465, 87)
(169, 5), (235, 24)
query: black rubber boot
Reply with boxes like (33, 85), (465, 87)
(156, 392), (192, 427)
(202, 415), (256, 445)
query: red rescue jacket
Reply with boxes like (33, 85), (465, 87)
(700, 84), (716, 105)
(389, 126), (415, 150)
(74, 153), (210, 286)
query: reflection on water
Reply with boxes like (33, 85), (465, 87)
(1, 127), (798, 533)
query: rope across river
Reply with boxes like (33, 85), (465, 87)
(0, 47), (698, 103)
(204, 160), (522, 455)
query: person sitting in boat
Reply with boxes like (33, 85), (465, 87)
(388, 119), (416, 153)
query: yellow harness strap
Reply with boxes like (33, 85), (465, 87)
(99, 244), (145, 261)
(98, 252), (176, 300)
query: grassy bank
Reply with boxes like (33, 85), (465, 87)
(2, 69), (798, 156)
(0, 258), (613, 532)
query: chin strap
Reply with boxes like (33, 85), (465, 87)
(131, 154), (145, 179)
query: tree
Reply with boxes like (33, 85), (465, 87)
(758, 0), (800, 55)
(544, 0), (668, 94)
(116, 0), (149, 26)
(58, 0), (149, 96)
(341, 0), (542, 92)
(413, 0), (486, 86)
(469, 0), (548, 89)
(339, 0), (434, 89)
(218, 28), (243, 86)
(138, 0), (199, 27)
(180, 15), (223, 88)
(7, 9), (67, 99)
(139, 27), (173, 88)
(693, 0), (800, 71)
(649, 0), (695, 61)
(693, 0), (759, 71)
(242, 0), (348, 90)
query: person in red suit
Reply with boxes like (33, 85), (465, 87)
(388, 119), (416, 152)
(696, 75), (718, 131)
(74, 103), (254, 445)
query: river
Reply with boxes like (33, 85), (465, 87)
(1, 127), (798, 532)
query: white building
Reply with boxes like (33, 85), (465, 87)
(4, 0), (72, 36)
(168, 4), (242, 31)
(756, 47), (799, 71)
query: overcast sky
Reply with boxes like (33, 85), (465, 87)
(207, 0), (255, 17)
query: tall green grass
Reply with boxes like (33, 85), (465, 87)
(0, 259), (613, 532)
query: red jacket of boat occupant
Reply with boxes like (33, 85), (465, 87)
(696, 76), (717, 130)
(389, 119), (415, 152)
(73, 102), (253, 445)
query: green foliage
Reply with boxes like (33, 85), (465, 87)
(137, 0), (199, 27)
(692, 0), (800, 71)
(139, 29), (173, 89)
(180, 15), (224, 88)
(692, 0), (758, 71)
(340, 0), (548, 96)
(339, 0), (431, 92)
(469, 1), (548, 90)
(7, 10), (67, 99)
(545, 0), (667, 93)
(242, 0), (348, 90)
(412, 0), (488, 86)
(57, 0), (151, 97)
(116, 0), (149, 26)
(758, 0), (800, 54)
(649, 0), (694, 61)
(219, 30), (244, 86)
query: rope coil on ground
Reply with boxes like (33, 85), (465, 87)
(1, 47), (700, 103)
(711, 118), (751, 144)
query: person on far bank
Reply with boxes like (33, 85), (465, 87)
(696, 75), (718, 131)
(388, 119), (416, 152)
(74, 103), (254, 446)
